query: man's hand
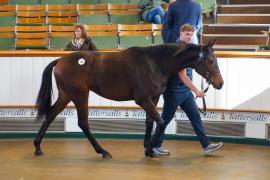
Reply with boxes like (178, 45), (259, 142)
(195, 90), (204, 98)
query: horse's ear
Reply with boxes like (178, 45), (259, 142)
(172, 45), (190, 58)
(207, 40), (216, 48)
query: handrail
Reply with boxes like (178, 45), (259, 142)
(214, 51), (270, 58)
(0, 50), (270, 58)
(0, 49), (270, 58)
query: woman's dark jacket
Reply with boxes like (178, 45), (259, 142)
(65, 37), (97, 51)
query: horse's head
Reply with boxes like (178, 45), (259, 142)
(171, 41), (223, 89)
(194, 41), (224, 89)
(194, 40), (223, 89)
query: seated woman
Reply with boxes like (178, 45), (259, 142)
(65, 24), (97, 51)
(139, 0), (169, 24)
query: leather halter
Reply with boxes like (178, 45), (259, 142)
(195, 47), (210, 115)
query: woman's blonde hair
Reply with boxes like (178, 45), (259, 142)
(73, 24), (88, 40)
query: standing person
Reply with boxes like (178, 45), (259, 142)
(165, 0), (202, 44)
(153, 24), (223, 156)
(161, 0), (175, 43)
(65, 24), (97, 51)
(139, 0), (169, 24)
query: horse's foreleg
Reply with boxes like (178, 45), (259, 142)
(73, 96), (112, 158)
(144, 96), (159, 148)
(34, 93), (70, 155)
(144, 114), (154, 148)
(137, 98), (165, 158)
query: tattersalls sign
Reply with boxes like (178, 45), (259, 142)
(0, 109), (27, 117)
(0, 108), (269, 123)
(228, 112), (267, 122)
(1, 107), (270, 139)
(88, 109), (123, 118)
(175, 111), (218, 120)
(0, 108), (74, 118)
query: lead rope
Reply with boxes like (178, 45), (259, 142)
(195, 77), (210, 115)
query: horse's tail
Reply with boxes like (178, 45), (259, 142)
(36, 59), (58, 119)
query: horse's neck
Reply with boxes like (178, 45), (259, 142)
(164, 47), (199, 77)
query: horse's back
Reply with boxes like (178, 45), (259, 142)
(53, 47), (168, 101)
(53, 51), (138, 100)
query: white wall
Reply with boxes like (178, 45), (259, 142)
(0, 56), (270, 111)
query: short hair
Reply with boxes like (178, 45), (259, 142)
(73, 23), (88, 40)
(180, 24), (195, 32)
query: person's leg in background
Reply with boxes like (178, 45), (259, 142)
(147, 6), (165, 24)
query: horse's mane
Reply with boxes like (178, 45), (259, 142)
(125, 43), (197, 62)
(145, 44), (182, 58)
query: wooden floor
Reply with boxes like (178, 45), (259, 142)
(0, 139), (269, 180)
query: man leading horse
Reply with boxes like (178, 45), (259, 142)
(151, 24), (223, 156)
(34, 38), (223, 158)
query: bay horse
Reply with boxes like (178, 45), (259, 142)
(34, 41), (223, 158)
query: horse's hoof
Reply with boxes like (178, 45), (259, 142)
(144, 149), (158, 158)
(35, 150), (43, 156)
(102, 153), (112, 158)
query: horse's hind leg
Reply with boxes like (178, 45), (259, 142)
(34, 92), (70, 155)
(73, 95), (112, 158)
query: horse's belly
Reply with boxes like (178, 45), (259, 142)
(91, 87), (134, 102)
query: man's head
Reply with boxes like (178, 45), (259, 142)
(180, 24), (194, 43)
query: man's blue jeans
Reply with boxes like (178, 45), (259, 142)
(147, 6), (165, 24)
(156, 90), (210, 148)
